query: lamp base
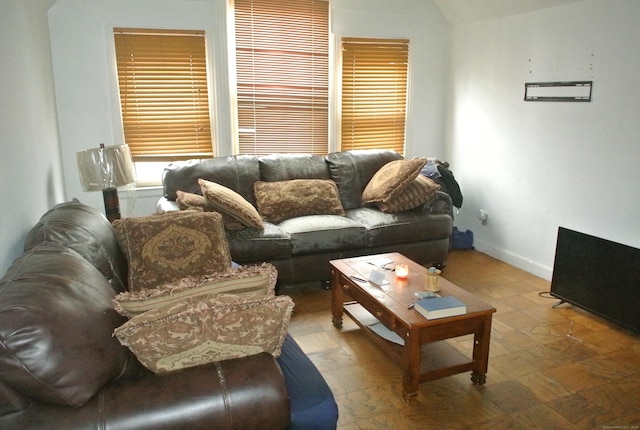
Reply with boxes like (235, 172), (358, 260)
(102, 187), (121, 223)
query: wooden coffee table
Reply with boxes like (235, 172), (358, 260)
(330, 252), (496, 401)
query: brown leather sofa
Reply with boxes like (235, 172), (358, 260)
(0, 200), (328, 429)
(158, 149), (454, 285)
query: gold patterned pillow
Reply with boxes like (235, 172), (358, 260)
(361, 158), (427, 206)
(176, 190), (245, 231)
(113, 263), (277, 317)
(113, 293), (294, 373)
(377, 174), (441, 213)
(254, 179), (346, 223)
(199, 179), (264, 230)
(113, 211), (231, 292)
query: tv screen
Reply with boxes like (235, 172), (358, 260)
(550, 227), (640, 333)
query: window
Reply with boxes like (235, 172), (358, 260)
(113, 28), (213, 162)
(340, 38), (409, 155)
(234, 0), (329, 155)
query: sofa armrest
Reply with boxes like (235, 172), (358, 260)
(0, 353), (290, 430)
(426, 190), (454, 219)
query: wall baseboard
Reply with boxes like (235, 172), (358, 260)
(472, 239), (553, 281)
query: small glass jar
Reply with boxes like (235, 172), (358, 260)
(425, 266), (441, 292)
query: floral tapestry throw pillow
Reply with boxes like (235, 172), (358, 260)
(113, 293), (295, 373)
(113, 263), (278, 317)
(199, 179), (264, 230)
(254, 179), (346, 223)
(113, 211), (231, 292)
(361, 158), (427, 207)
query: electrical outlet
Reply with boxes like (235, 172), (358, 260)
(478, 209), (488, 224)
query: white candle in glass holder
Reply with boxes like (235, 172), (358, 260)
(395, 264), (409, 278)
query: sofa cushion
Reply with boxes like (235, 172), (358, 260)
(226, 222), (292, 261)
(199, 179), (264, 230)
(114, 293), (294, 373)
(279, 215), (367, 254)
(376, 174), (440, 213)
(254, 179), (345, 223)
(259, 153), (330, 182)
(0, 244), (132, 407)
(162, 155), (260, 205)
(113, 211), (232, 292)
(326, 149), (403, 210)
(361, 158), (427, 207)
(23, 199), (128, 292)
(346, 207), (453, 247)
(113, 263), (277, 317)
(176, 190), (245, 231)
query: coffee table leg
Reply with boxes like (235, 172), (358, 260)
(331, 270), (343, 329)
(402, 332), (420, 401)
(470, 315), (492, 385)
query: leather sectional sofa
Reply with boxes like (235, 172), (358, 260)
(0, 201), (338, 429)
(158, 149), (454, 285)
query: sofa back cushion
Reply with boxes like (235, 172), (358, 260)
(23, 199), (128, 292)
(162, 155), (260, 206)
(325, 149), (403, 210)
(258, 153), (330, 182)
(0, 244), (134, 408)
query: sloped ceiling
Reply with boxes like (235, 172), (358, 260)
(432, 0), (586, 24)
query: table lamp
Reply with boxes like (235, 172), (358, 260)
(77, 144), (136, 222)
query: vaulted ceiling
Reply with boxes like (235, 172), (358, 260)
(432, 0), (585, 24)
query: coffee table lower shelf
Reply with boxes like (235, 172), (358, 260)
(343, 302), (477, 387)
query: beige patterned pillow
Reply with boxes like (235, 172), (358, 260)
(113, 293), (294, 373)
(175, 190), (209, 210)
(361, 158), (427, 206)
(113, 263), (277, 317)
(377, 174), (441, 213)
(254, 179), (346, 223)
(199, 179), (264, 230)
(113, 211), (232, 292)
(176, 190), (245, 231)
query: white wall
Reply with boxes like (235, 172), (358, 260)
(48, 0), (450, 216)
(447, 0), (640, 279)
(0, 0), (64, 274)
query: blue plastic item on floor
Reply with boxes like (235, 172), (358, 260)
(452, 227), (474, 250)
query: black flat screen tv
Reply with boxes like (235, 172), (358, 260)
(550, 227), (640, 333)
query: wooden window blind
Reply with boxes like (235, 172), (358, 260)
(341, 38), (409, 155)
(234, 0), (329, 155)
(113, 28), (213, 161)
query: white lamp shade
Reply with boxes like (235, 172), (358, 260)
(77, 144), (136, 191)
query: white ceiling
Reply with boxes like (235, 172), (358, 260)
(432, 0), (586, 24)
